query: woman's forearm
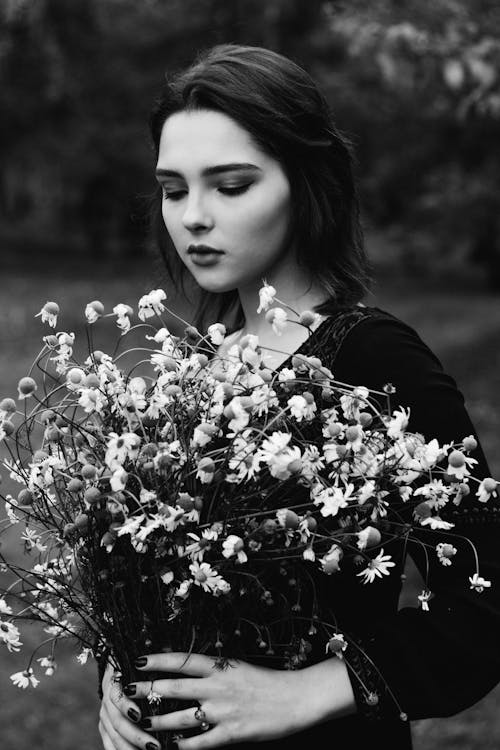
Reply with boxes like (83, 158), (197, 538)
(298, 657), (357, 726)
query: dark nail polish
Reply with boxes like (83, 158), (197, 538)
(123, 684), (136, 696)
(139, 717), (152, 729)
(127, 708), (140, 722)
(146, 743), (159, 750)
(134, 656), (148, 667)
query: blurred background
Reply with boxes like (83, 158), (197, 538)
(1, 0), (499, 747)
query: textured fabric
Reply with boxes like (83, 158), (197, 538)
(97, 304), (500, 749)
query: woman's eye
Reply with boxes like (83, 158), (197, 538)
(161, 188), (185, 201)
(218, 184), (250, 196)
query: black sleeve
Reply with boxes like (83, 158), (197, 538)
(331, 311), (500, 720)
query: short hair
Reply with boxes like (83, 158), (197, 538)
(148, 43), (371, 333)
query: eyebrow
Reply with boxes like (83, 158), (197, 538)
(155, 163), (262, 179)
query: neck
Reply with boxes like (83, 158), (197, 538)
(236, 265), (327, 338)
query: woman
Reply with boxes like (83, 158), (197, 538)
(98, 44), (500, 750)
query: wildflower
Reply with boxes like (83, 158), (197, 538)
(113, 303), (133, 334)
(265, 306), (287, 335)
(356, 549), (395, 584)
(10, 668), (39, 689)
(0, 620), (22, 651)
(288, 393), (317, 422)
(476, 477), (498, 503)
(85, 300), (104, 324)
(325, 633), (348, 657)
(78, 387), (107, 414)
(418, 590), (432, 612)
(35, 301), (59, 328)
(37, 655), (56, 676)
(222, 535), (248, 564)
(185, 529), (219, 562)
(387, 407), (410, 439)
(110, 468), (128, 492)
(189, 561), (230, 595)
(420, 516), (455, 531)
(196, 456), (216, 484)
(175, 580), (192, 599)
(356, 526), (382, 550)
(436, 542), (457, 566)
(138, 289), (167, 321)
(462, 435), (478, 452)
(191, 422), (220, 449)
(314, 483), (355, 518)
(256, 281), (277, 313)
(76, 648), (93, 665)
(105, 432), (141, 471)
(446, 450), (477, 481)
(320, 544), (343, 574)
(303, 545), (315, 561)
(469, 573), (492, 593)
(17, 376), (37, 400)
(207, 322), (226, 346)
(340, 387), (369, 420)
(0, 397), (16, 419)
(0, 598), (13, 615)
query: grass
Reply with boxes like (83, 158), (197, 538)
(0, 267), (499, 748)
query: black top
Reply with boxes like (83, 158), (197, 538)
(230, 305), (500, 750)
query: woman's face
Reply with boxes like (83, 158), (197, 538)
(155, 108), (294, 294)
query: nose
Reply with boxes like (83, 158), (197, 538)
(182, 190), (214, 232)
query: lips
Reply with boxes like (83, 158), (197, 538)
(187, 244), (224, 255)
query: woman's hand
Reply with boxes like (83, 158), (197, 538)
(99, 661), (160, 750)
(121, 651), (356, 749)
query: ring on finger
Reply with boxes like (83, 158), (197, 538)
(194, 706), (210, 731)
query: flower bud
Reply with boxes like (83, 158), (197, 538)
(277, 509), (300, 530)
(0, 398), (16, 414)
(414, 500), (432, 520)
(84, 487), (101, 504)
(448, 450), (465, 468)
(463, 436), (478, 452)
(63, 522), (77, 538)
(66, 368), (86, 386)
(84, 373), (101, 389)
(298, 310), (317, 327)
(287, 458), (302, 475)
(81, 464), (97, 480)
(17, 376), (38, 399)
(17, 488), (33, 505)
(482, 478), (498, 494)
(359, 412), (373, 427)
(67, 478), (84, 493)
(2, 420), (14, 436)
(74, 513), (89, 531)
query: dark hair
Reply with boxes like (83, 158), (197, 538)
(148, 43), (371, 334)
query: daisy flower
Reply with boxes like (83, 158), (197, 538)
(222, 535), (248, 564)
(0, 620), (22, 652)
(189, 562), (230, 595)
(356, 549), (395, 584)
(138, 289), (167, 321)
(10, 668), (39, 689)
(469, 573), (492, 593)
(256, 281), (277, 313)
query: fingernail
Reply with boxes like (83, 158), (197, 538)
(123, 684), (136, 696)
(127, 708), (140, 722)
(139, 717), (152, 729)
(134, 656), (148, 668)
(146, 743), (159, 750)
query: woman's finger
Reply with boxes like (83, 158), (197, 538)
(135, 652), (219, 677)
(126, 677), (207, 701)
(178, 724), (228, 750)
(141, 705), (211, 732)
(107, 673), (142, 722)
(101, 700), (161, 750)
(99, 719), (118, 750)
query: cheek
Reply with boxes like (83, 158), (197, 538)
(237, 189), (291, 243)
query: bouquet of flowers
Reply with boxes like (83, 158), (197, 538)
(0, 284), (497, 747)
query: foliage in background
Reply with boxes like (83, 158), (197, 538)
(0, 0), (499, 282)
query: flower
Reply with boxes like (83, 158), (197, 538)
(37, 655), (56, 675)
(222, 535), (248, 564)
(0, 620), (22, 651)
(35, 301), (59, 328)
(265, 306), (287, 335)
(76, 648), (93, 665)
(446, 450), (477, 481)
(207, 323), (226, 345)
(356, 526), (381, 550)
(436, 542), (457, 566)
(189, 561), (230, 595)
(105, 432), (141, 471)
(256, 281), (277, 313)
(138, 289), (167, 321)
(314, 483), (355, 518)
(469, 573), (492, 593)
(418, 589), (432, 612)
(113, 303), (133, 334)
(325, 633), (348, 657)
(387, 407), (410, 439)
(356, 550), (395, 584)
(17, 376), (37, 400)
(85, 300), (104, 324)
(10, 668), (39, 689)
(0, 598), (13, 615)
(476, 477), (498, 503)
